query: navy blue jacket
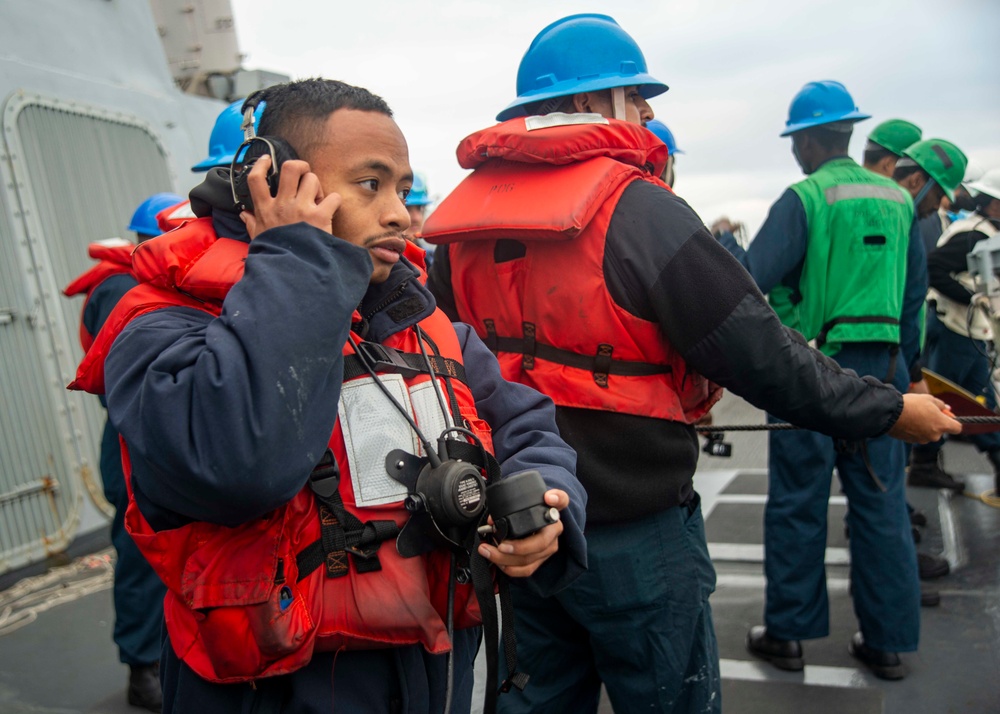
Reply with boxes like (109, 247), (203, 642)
(104, 216), (586, 713)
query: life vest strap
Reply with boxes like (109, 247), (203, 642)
(444, 439), (502, 483)
(343, 342), (468, 384)
(490, 334), (671, 386)
(302, 450), (400, 580)
(815, 315), (899, 349)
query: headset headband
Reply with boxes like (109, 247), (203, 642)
(240, 91), (265, 141)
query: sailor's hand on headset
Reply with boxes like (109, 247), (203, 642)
(476, 489), (568, 578)
(240, 155), (342, 238)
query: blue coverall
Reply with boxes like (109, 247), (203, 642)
(719, 173), (926, 651)
(84, 274), (166, 667)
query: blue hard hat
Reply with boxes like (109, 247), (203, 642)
(191, 99), (265, 172)
(406, 173), (432, 207)
(645, 120), (683, 156)
(780, 80), (870, 137)
(127, 192), (184, 236)
(496, 14), (668, 122)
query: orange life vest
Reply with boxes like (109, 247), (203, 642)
(423, 116), (720, 424)
(70, 218), (495, 683)
(62, 239), (136, 351)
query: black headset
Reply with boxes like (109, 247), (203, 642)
(229, 91), (299, 213)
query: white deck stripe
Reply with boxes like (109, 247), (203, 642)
(716, 573), (851, 591)
(938, 489), (964, 569)
(713, 494), (848, 507)
(696, 469), (744, 519)
(709, 543), (851, 565)
(720, 658), (872, 688)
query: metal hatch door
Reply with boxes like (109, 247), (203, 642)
(0, 91), (174, 574)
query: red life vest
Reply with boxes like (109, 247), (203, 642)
(62, 239), (136, 351)
(156, 198), (196, 233)
(70, 218), (495, 683)
(423, 116), (721, 424)
(403, 238), (429, 282)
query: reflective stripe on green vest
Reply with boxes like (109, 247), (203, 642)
(774, 158), (914, 356)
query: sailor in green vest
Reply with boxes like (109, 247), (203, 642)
(716, 80), (926, 680)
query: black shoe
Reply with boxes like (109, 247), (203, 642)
(848, 632), (905, 680)
(128, 663), (162, 713)
(917, 552), (950, 580)
(920, 587), (941, 607)
(908, 454), (965, 492)
(909, 509), (928, 527)
(746, 626), (804, 671)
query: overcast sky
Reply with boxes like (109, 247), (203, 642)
(230, 0), (1000, 235)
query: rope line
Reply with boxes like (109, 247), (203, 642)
(695, 415), (1000, 433)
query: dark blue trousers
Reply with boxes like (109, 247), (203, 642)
(764, 343), (919, 651)
(101, 419), (166, 666)
(916, 311), (1000, 457)
(160, 627), (480, 713)
(497, 498), (720, 714)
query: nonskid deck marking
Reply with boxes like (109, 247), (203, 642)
(715, 573), (850, 591)
(720, 658), (872, 688)
(713, 494), (848, 507)
(709, 543), (852, 565)
(938, 489), (964, 570)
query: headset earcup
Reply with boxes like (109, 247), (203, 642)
(231, 137), (300, 212)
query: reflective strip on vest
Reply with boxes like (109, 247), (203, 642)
(784, 158), (914, 355)
(825, 184), (910, 205)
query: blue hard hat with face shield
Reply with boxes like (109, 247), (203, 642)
(645, 120), (683, 156)
(127, 192), (185, 237)
(406, 173), (432, 207)
(496, 14), (668, 122)
(780, 80), (870, 137)
(192, 100), (266, 172)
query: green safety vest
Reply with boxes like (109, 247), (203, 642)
(769, 157), (914, 356)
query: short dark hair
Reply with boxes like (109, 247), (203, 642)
(799, 125), (852, 153)
(892, 163), (926, 183)
(863, 146), (896, 167)
(250, 78), (393, 159)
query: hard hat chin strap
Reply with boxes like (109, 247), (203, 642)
(914, 176), (938, 209)
(612, 87), (626, 121)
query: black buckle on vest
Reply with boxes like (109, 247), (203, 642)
(593, 343), (613, 388)
(309, 450), (340, 498)
(355, 341), (413, 375)
(522, 322), (536, 370)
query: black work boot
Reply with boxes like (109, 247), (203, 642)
(917, 552), (950, 580)
(128, 662), (162, 713)
(746, 626), (804, 671)
(908, 450), (965, 492)
(848, 631), (905, 680)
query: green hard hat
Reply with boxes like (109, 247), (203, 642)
(867, 119), (922, 156)
(901, 138), (968, 201)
